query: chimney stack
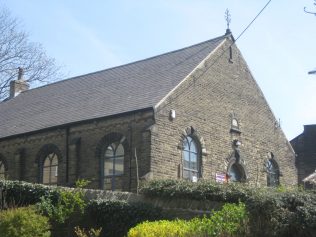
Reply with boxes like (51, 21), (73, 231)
(9, 67), (29, 98)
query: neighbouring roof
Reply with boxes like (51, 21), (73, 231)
(0, 34), (227, 139)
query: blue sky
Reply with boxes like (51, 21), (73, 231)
(1, 0), (316, 140)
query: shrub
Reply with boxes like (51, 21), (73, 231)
(0, 206), (51, 237)
(141, 179), (316, 237)
(140, 179), (252, 202)
(86, 199), (162, 237)
(127, 202), (248, 237)
(74, 226), (102, 237)
(246, 189), (316, 237)
(0, 180), (59, 209)
(37, 188), (86, 224)
(128, 219), (190, 237)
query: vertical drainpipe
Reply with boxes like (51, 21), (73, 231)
(66, 127), (70, 185)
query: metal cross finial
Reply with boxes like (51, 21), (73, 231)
(225, 9), (231, 29)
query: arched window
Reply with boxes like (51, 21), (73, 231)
(183, 136), (200, 181)
(42, 153), (58, 185)
(267, 159), (279, 187)
(36, 144), (61, 186)
(228, 163), (244, 182)
(0, 160), (6, 180)
(103, 139), (125, 191)
(228, 162), (246, 182)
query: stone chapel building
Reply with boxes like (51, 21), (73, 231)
(0, 32), (297, 191)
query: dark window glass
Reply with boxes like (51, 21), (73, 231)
(104, 142), (124, 190)
(228, 163), (245, 182)
(43, 153), (58, 185)
(267, 159), (279, 187)
(183, 136), (199, 181)
(0, 160), (6, 180)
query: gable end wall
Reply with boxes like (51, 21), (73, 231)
(151, 39), (297, 186)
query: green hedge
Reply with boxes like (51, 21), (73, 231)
(140, 179), (316, 237)
(140, 179), (253, 202)
(0, 180), (59, 208)
(246, 190), (316, 237)
(85, 199), (162, 237)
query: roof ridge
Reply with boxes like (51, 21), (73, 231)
(10, 34), (227, 95)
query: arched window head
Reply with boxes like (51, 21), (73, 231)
(43, 153), (58, 185)
(228, 163), (246, 182)
(183, 136), (200, 181)
(0, 160), (6, 180)
(267, 158), (279, 187)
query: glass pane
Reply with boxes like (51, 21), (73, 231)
(183, 151), (190, 169)
(51, 155), (58, 166)
(183, 137), (190, 151)
(43, 167), (50, 184)
(114, 176), (123, 191)
(0, 162), (4, 173)
(190, 139), (197, 153)
(104, 158), (114, 176)
(104, 178), (112, 190)
(229, 164), (242, 182)
(190, 153), (197, 171)
(105, 145), (114, 158)
(0, 161), (5, 180)
(183, 169), (190, 179)
(116, 144), (124, 157)
(43, 157), (50, 167)
(115, 157), (124, 175)
(267, 159), (279, 186)
(50, 165), (58, 184)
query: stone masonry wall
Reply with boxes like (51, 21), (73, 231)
(0, 109), (154, 191)
(151, 38), (297, 186)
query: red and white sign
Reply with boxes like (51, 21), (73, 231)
(215, 173), (227, 183)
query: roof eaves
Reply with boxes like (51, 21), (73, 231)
(0, 106), (154, 141)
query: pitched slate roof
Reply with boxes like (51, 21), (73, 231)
(0, 35), (227, 139)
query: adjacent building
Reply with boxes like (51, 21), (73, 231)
(291, 124), (316, 188)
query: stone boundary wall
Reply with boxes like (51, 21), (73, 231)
(77, 188), (223, 219)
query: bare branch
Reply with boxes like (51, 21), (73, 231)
(0, 6), (62, 100)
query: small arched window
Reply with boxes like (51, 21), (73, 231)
(232, 118), (239, 128)
(42, 153), (58, 185)
(183, 136), (200, 181)
(267, 158), (279, 187)
(104, 142), (124, 190)
(228, 163), (246, 182)
(0, 160), (6, 180)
